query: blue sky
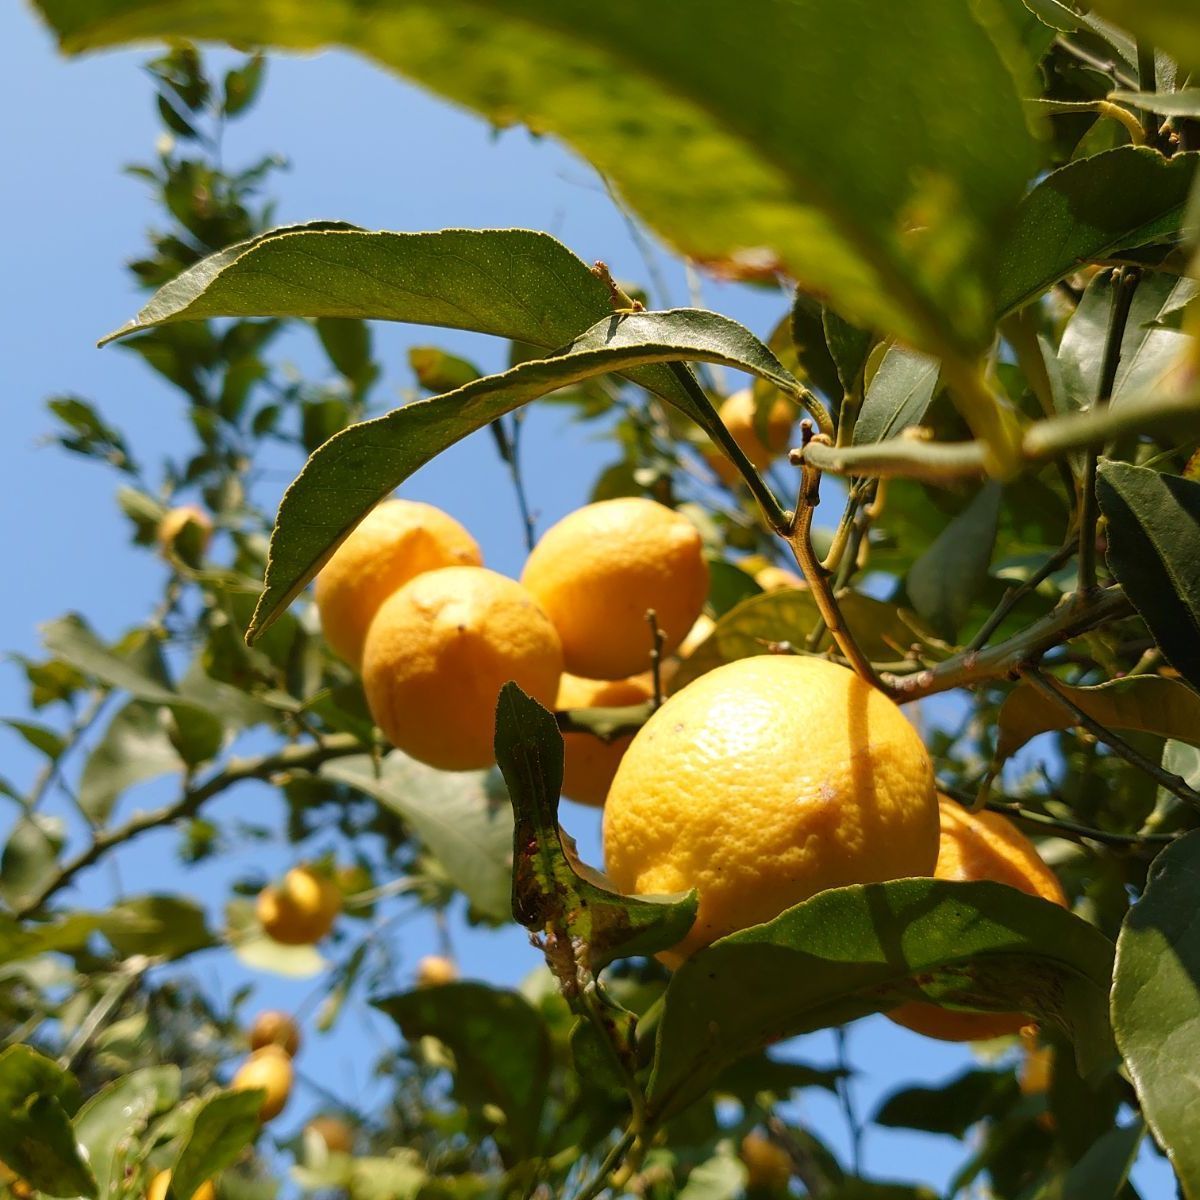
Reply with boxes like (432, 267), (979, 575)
(0, 4), (1172, 1196)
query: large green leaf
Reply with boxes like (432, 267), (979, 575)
(1111, 831), (1200, 1199)
(852, 345), (940, 447)
(78, 701), (183, 824)
(250, 307), (796, 638)
(645, 879), (1115, 1124)
(0, 1047), (95, 1198)
(101, 895), (215, 960)
(1088, 1), (1200, 70)
(168, 1091), (265, 1200)
(994, 148), (1199, 316)
(992, 674), (1200, 764)
(375, 982), (550, 1163)
(322, 754), (513, 923)
(73, 1067), (181, 1200)
(873, 1068), (1019, 1138)
(1097, 460), (1200, 690)
(1034, 1122), (1144, 1200)
(495, 683), (697, 970)
(36, 0), (1041, 359)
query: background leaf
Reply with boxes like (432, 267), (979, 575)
(1098, 460), (1200, 689)
(78, 701), (183, 824)
(169, 1090), (265, 1200)
(1112, 831), (1200, 1198)
(852, 345), (940, 447)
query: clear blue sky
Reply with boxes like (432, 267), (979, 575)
(0, 5), (1170, 1195)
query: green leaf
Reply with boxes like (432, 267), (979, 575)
(705, 559), (762, 619)
(1098, 460), (1200, 690)
(101, 895), (215, 961)
(78, 701), (183, 824)
(787, 293), (842, 402)
(1021, 0), (1085, 34)
(40, 1), (1041, 359)
(73, 1067), (181, 1200)
(852, 345), (940, 446)
(495, 683), (697, 970)
(1034, 1122), (1144, 1200)
(712, 1053), (844, 1102)
(1, 815), (64, 911)
(670, 587), (933, 693)
(250, 307), (797, 639)
(1112, 831), (1200, 1198)
(3, 719), (66, 761)
(321, 754), (513, 923)
(993, 674), (1200, 765)
(169, 1090), (264, 1200)
(41, 614), (175, 703)
(375, 982), (550, 1162)
(408, 346), (481, 393)
(995, 148), (1199, 316)
(0, 911), (110, 965)
(646, 879), (1115, 1123)
(906, 482), (1002, 642)
(873, 1069), (1019, 1138)
(316, 316), (373, 383)
(678, 1150), (747, 1200)
(1088, 1), (1200, 70)
(0, 1046), (95, 1198)
(1110, 89), (1200, 118)
(222, 53), (264, 117)
(823, 309), (874, 394)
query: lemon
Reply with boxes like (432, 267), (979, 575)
(604, 655), (937, 966)
(306, 1115), (355, 1155)
(521, 498), (708, 680)
(557, 672), (653, 808)
(754, 564), (806, 591)
(315, 498), (481, 667)
(257, 866), (341, 945)
(362, 566), (562, 771)
(706, 388), (795, 484)
(231, 1044), (293, 1121)
(147, 1170), (215, 1200)
(739, 1133), (792, 1192)
(157, 505), (212, 556)
(416, 954), (459, 987)
(248, 1009), (300, 1057)
(887, 797), (1066, 1042)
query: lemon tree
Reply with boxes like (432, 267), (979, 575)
(5, 5), (1200, 1200)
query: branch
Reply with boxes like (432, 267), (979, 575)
(14, 732), (365, 917)
(965, 539), (1076, 654)
(883, 587), (1133, 702)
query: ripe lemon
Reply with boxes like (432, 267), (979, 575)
(604, 655), (937, 966)
(416, 954), (460, 987)
(315, 498), (481, 667)
(248, 1009), (300, 1057)
(739, 1133), (792, 1192)
(306, 1115), (355, 1155)
(887, 797), (1067, 1042)
(157, 505), (212, 556)
(257, 866), (341, 945)
(557, 672), (653, 808)
(231, 1044), (293, 1121)
(147, 1171), (215, 1200)
(521, 498), (708, 680)
(362, 566), (562, 771)
(706, 388), (795, 484)
(755, 564), (806, 592)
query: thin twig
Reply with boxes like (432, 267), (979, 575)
(570, 1126), (638, 1200)
(489, 416), (537, 553)
(834, 1027), (863, 1174)
(1021, 666), (1200, 811)
(966, 540), (1076, 653)
(645, 610), (666, 710)
(60, 956), (152, 1071)
(25, 690), (110, 817)
(15, 733), (365, 917)
(1078, 268), (1140, 592)
(1137, 39), (1158, 142)
(786, 426), (882, 689)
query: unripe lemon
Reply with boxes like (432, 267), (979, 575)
(706, 389), (795, 483)
(557, 672), (654, 808)
(257, 866), (341, 945)
(248, 1009), (300, 1057)
(232, 1044), (293, 1121)
(147, 1171), (216, 1200)
(314, 499), (482, 667)
(416, 954), (460, 987)
(157, 505), (213, 555)
(521, 498), (708, 680)
(755, 564), (806, 592)
(604, 656), (937, 966)
(739, 1133), (792, 1192)
(887, 797), (1067, 1042)
(306, 1115), (355, 1155)
(362, 566), (562, 771)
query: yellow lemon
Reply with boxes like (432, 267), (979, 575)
(521, 498), (708, 680)
(887, 797), (1067, 1042)
(557, 672), (654, 808)
(306, 1115), (355, 1155)
(248, 1009), (300, 1057)
(706, 388), (795, 483)
(157, 505), (213, 556)
(231, 1044), (293, 1121)
(362, 566), (562, 771)
(314, 498), (481, 667)
(416, 954), (460, 987)
(755, 564), (806, 591)
(257, 866), (341, 945)
(147, 1170), (216, 1200)
(604, 655), (937, 966)
(739, 1133), (792, 1192)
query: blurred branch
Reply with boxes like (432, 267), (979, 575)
(25, 689), (109, 818)
(489, 414), (537, 554)
(14, 732), (365, 918)
(965, 539), (1076, 653)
